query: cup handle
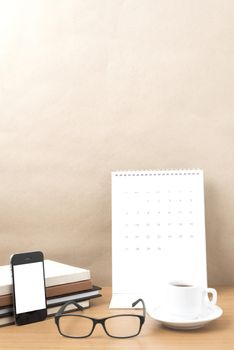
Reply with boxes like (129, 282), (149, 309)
(204, 288), (217, 305)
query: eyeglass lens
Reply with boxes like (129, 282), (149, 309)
(59, 315), (93, 337)
(104, 315), (141, 337)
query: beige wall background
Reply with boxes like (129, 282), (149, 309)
(0, 0), (233, 286)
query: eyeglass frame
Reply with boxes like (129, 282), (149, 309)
(54, 298), (146, 339)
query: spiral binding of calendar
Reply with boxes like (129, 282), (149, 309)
(113, 169), (202, 176)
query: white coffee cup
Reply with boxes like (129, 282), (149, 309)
(165, 281), (217, 319)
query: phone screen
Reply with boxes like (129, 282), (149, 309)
(13, 261), (46, 314)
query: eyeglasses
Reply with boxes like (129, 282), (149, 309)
(54, 299), (145, 339)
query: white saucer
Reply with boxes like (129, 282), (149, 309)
(147, 304), (223, 330)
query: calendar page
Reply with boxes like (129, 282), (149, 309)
(110, 170), (207, 308)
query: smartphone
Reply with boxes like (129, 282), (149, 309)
(11, 251), (47, 325)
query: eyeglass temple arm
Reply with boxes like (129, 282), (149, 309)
(132, 298), (146, 321)
(56, 300), (85, 317)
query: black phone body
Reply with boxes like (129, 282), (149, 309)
(11, 251), (47, 325)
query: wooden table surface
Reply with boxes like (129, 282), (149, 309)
(0, 286), (233, 350)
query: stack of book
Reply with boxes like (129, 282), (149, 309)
(0, 260), (101, 327)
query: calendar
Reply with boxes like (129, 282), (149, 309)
(110, 170), (207, 308)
